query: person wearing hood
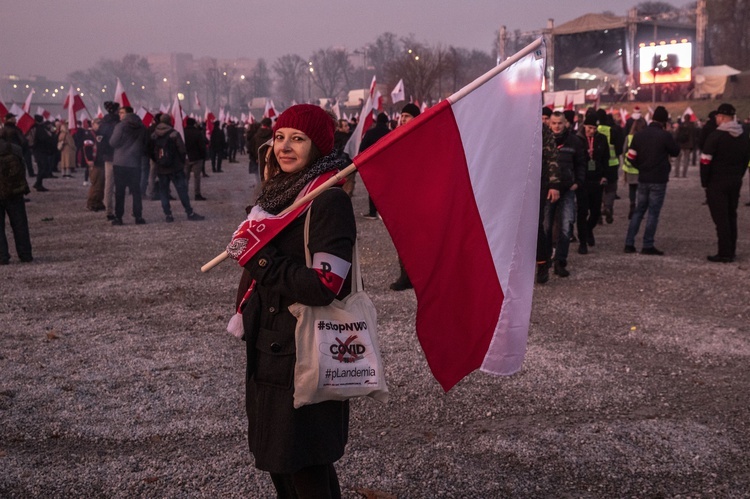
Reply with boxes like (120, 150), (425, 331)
(700, 103), (750, 263)
(109, 106), (147, 225)
(148, 114), (204, 223)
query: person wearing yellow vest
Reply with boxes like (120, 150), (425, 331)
(622, 118), (647, 219)
(596, 109), (624, 224)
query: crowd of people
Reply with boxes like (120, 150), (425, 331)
(537, 102), (750, 283)
(2, 95), (750, 497)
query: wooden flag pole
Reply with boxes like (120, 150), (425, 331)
(200, 163), (359, 273)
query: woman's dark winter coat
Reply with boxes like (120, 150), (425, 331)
(239, 187), (356, 474)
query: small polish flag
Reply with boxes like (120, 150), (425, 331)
(36, 106), (51, 121)
(63, 86), (86, 131)
(390, 79), (405, 104)
(374, 90), (384, 112)
(9, 104), (35, 135)
(23, 89), (35, 113)
(263, 99), (277, 119)
(114, 78), (131, 108)
(193, 91), (201, 109)
(682, 106), (696, 122)
(354, 40), (545, 391)
(171, 95), (185, 140)
(96, 105), (104, 119)
(0, 98), (8, 119)
(137, 107), (153, 128)
(343, 75), (377, 159)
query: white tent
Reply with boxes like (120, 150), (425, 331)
(693, 65), (741, 98)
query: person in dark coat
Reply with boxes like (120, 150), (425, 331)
(109, 106), (147, 225)
(209, 121), (226, 172)
(576, 114), (609, 252)
(700, 103), (750, 262)
(148, 114), (204, 223)
(0, 138), (32, 264)
(624, 106), (680, 255)
(228, 104), (354, 499)
(227, 121), (239, 163)
(251, 118), (273, 179)
(183, 118), (207, 201)
(31, 116), (58, 192)
(358, 112), (391, 219)
(546, 111), (586, 273)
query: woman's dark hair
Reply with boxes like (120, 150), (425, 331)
(630, 117), (647, 135)
(264, 140), (322, 180)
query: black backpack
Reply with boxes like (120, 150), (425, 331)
(153, 132), (178, 168)
(0, 142), (30, 200)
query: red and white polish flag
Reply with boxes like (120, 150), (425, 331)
(63, 86), (86, 131)
(0, 90), (8, 117)
(354, 40), (545, 391)
(9, 104), (35, 135)
(137, 106), (153, 128)
(344, 75), (377, 159)
(23, 89), (35, 113)
(171, 95), (185, 141)
(114, 78), (131, 108)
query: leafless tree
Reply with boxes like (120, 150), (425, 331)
(385, 38), (446, 104)
(250, 59), (272, 99)
(706, 0), (750, 69)
(273, 54), (307, 105)
(68, 54), (155, 108)
(309, 48), (353, 100)
(199, 58), (222, 110)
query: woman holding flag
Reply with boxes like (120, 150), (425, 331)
(226, 104), (355, 499)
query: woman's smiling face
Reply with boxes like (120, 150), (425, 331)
(273, 127), (313, 174)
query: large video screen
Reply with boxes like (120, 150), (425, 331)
(639, 42), (692, 84)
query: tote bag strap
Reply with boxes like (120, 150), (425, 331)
(303, 206), (363, 294)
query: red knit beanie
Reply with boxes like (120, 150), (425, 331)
(273, 104), (335, 156)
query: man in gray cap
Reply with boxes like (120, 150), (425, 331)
(623, 105), (679, 255)
(700, 103), (750, 262)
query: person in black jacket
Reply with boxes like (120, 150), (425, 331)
(700, 103), (750, 262)
(183, 118), (207, 201)
(546, 112), (586, 275)
(624, 106), (680, 255)
(0, 138), (33, 264)
(576, 114), (609, 253)
(227, 104), (354, 499)
(358, 111), (391, 220)
(31, 116), (58, 192)
(209, 121), (226, 172)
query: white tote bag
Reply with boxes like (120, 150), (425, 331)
(288, 209), (388, 409)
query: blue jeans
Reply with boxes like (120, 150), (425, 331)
(625, 182), (667, 249)
(544, 189), (576, 264)
(158, 170), (193, 217)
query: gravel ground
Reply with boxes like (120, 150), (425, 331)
(1, 156), (749, 498)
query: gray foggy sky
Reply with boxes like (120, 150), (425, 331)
(1, 0), (693, 80)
